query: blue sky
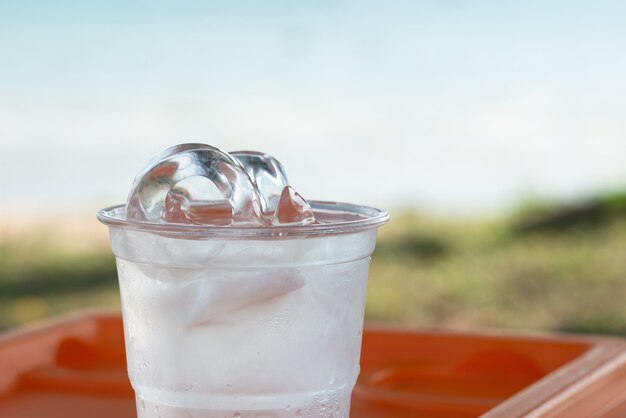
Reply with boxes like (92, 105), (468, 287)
(1, 1), (626, 214)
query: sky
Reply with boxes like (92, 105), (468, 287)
(1, 1), (626, 215)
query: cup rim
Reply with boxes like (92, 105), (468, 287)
(98, 201), (389, 238)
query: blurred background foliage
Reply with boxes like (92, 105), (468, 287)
(2, 191), (624, 335)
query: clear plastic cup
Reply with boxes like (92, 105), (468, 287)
(98, 200), (388, 418)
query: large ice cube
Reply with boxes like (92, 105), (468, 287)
(125, 144), (266, 225)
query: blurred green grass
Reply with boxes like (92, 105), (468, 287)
(1, 194), (625, 335)
(0, 232), (120, 330)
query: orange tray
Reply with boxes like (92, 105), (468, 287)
(1, 312), (625, 418)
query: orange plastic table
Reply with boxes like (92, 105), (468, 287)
(1, 313), (625, 417)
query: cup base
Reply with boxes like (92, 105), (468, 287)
(135, 390), (352, 418)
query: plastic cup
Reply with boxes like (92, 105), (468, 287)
(98, 201), (388, 418)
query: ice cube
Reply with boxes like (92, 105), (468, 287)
(126, 144), (266, 225)
(185, 269), (306, 326)
(231, 151), (289, 214)
(125, 144), (316, 227)
(273, 186), (316, 225)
